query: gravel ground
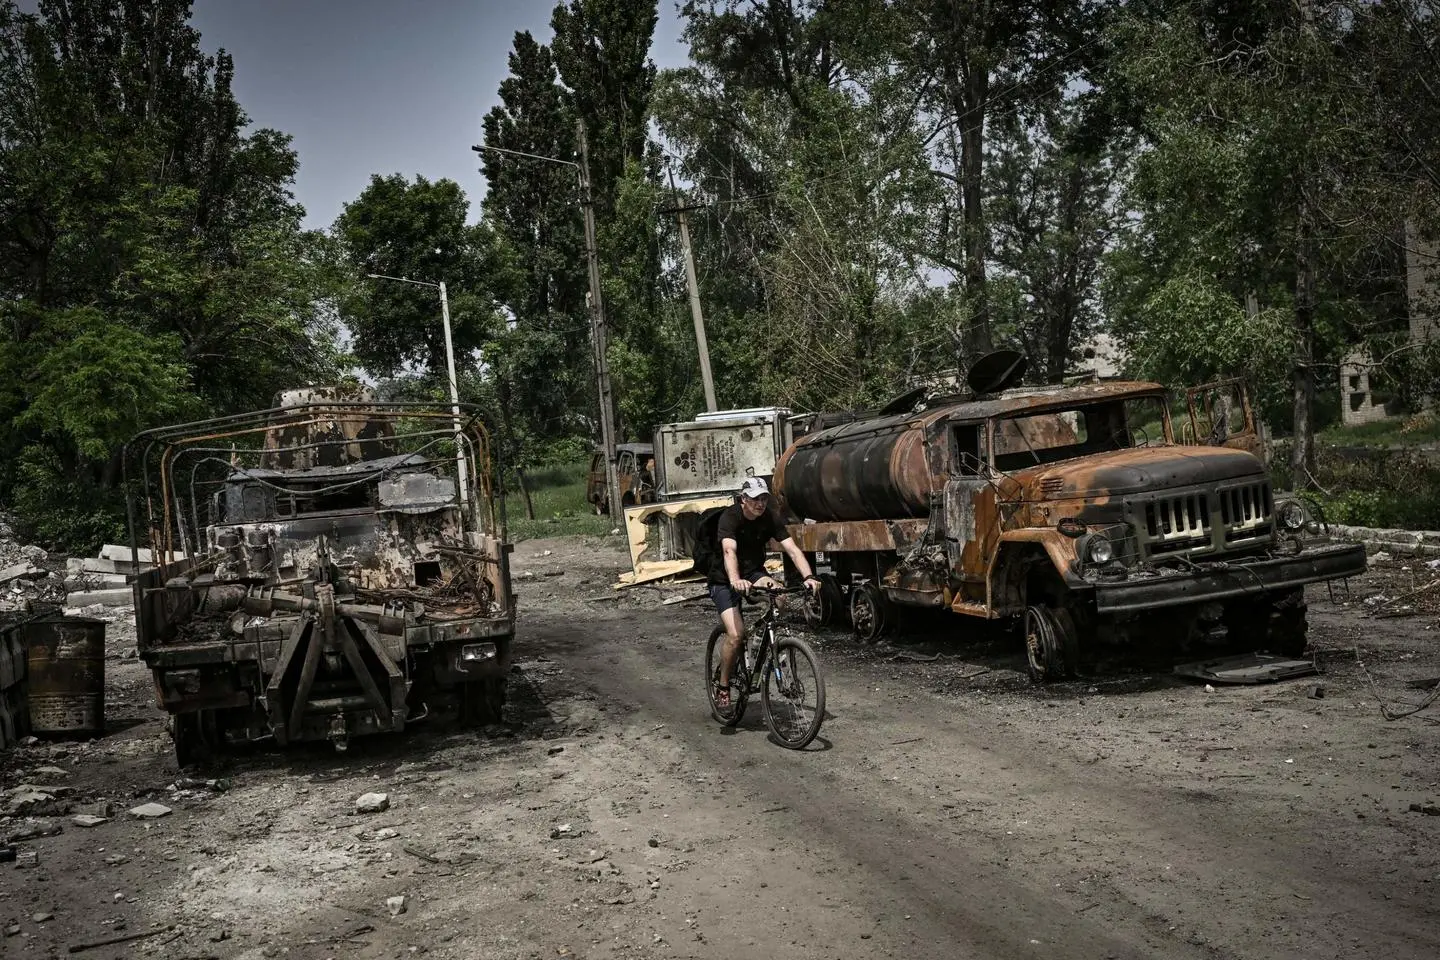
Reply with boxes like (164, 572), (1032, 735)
(1, 536), (1437, 959)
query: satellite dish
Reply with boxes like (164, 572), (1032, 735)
(875, 385), (928, 417)
(966, 350), (1028, 396)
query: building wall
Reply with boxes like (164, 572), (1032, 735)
(1339, 347), (1395, 427)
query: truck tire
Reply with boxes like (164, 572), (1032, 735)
(1024, 605), (1079, 683)
(850, 582), (887, 643)
(803, 574), (845, 628)
(172, 709), (222, 768)
(460, 678), (506, 727)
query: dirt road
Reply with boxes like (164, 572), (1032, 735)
(3, 535), (1438, 959)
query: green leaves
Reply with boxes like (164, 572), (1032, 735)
(18, 307), (194, 461)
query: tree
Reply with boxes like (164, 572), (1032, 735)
(480, 31), (593, 462)
(333, 174), (504, 377)
(1103, 1), (1440, 485)
(0, 0), (339, 546)
(899, 0), (1106, 358)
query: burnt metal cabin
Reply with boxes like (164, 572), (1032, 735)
(776, 354), (1367, 680)
(123, 386), (515, 764)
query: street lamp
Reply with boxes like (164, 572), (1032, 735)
(472, 125), (623, 521)
(365, 273), (470, 512)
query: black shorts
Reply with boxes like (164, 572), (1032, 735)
(709, 570), (767, 616)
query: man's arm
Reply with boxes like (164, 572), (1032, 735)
(778, 537), (821, 595)
(722, 538), (749, 593)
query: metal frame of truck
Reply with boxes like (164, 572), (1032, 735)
(123, 393), (514, 762)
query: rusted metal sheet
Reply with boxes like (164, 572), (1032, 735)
(0, 617), (31, 748)
(786, 519), (927, 554)
(24, 615), (105, 736)
(620, 496), (732, 586)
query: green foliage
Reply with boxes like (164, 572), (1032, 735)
(10, 445), (125, 551)
(504, 460), (613, 541)
(0, 0), (340, 548)
(333, 175), (504, 377)
(18, 308), (195, 460)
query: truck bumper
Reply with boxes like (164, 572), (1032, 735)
(1091, 542), (1367, 615)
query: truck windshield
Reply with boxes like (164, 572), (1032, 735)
(992, 396), (1169, 471)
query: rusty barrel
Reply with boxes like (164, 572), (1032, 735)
(24, 615), (105, 736)
(775, 410), (935, 522)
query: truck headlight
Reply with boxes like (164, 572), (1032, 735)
(1085, 534), (1114, 565)
(1277, 500), (1306, 531)
(461, 642), (497, 662)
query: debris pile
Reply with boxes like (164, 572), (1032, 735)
(0, 516), (65, 613)
(63, 544), (184, 612)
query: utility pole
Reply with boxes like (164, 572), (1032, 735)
(662, 170), (718, 412)
(366, 273), (469, 519)
(575, 119), (622, 520)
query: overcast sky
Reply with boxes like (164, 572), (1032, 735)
(170, 1), (690, 230)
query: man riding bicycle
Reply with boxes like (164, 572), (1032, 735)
(708, 477), (820, 715)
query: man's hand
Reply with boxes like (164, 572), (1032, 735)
(803, 575), (822, 598)
(730, 577), (753, 596)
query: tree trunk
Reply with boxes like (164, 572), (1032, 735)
(1291, 204), (1316, 489)
(959, 70), (993, 358)
(515, 467), (536, 521)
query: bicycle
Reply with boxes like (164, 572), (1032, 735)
(705, 586), (827, 750)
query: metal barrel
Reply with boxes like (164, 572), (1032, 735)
(24, 615), (105, 736)
(775, 411), (935, 522)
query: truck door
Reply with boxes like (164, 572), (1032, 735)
(943, 423), (991, 582)
(1184, 378), (1263, 461)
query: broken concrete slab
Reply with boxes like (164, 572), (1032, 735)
(71, 814), (109, 828)
(127, 802), (172, 819)
(0, 562), (43, 584)
(63, 587), (134, 608)
(99, 544), (187, 565)
(63, 573), (130, 590)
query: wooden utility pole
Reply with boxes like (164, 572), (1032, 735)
(662, 171), (718, 412)
(576, 119), (622, 520)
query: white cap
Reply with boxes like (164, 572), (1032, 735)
(739, 476), (770, 499)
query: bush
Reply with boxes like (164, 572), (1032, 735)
(1275, 443), (1440, 531)
(10, 445), (124, 552)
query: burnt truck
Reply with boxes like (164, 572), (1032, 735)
(774, 355), (1367, 680)
(124, 387), (515, 764)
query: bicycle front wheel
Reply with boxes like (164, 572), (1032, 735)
(761, 637), (826, 749)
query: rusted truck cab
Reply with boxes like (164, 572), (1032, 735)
(776, 369), (1366, 680)
(125, 387), (514, 764)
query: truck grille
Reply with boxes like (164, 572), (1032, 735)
(1133, 481), (1272, 557)
(1141, 493), (1211, 554)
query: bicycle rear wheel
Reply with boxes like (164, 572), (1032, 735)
(761, 637), (825, 749)
(705, 625), (748, 726)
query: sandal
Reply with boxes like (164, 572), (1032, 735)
(714, 683), (734, 715)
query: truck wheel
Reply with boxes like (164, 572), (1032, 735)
(461, 678), (506, 727)
(1024, 605), (1078, 683)
(172, 709), (221, 768)
(803, 574), (844, 628)
(850, 583), (886, 643)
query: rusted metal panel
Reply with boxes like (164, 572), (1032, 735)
(654, 409), (792, 499)
(786, 519), (927, 554)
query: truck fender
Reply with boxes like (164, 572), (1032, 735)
(986, 530), (1084, 614)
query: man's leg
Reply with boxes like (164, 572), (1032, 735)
(718, 605), (746, 689)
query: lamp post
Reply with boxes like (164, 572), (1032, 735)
(365, 273), (470, 511)
(472, 124), (622, 521)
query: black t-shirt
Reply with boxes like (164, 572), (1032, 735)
(712, 502), (785, 584)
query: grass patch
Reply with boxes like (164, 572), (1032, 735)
(500, 461), (618, 542)
(1317, 414), (1440, 448)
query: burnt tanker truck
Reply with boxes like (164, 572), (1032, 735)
(774, 354), (1367, 680)
(124, 386), (514, 764)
